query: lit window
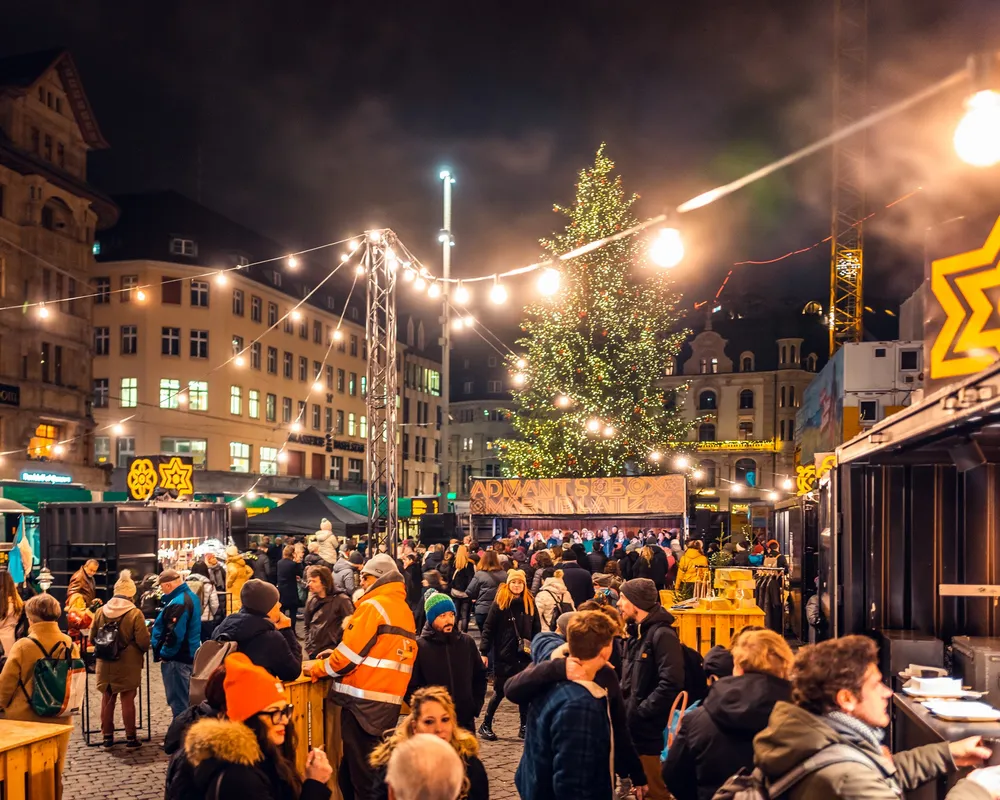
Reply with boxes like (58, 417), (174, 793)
(161, 437), (207, 470)
(859, 400), (879, 423)
(160, 378), (181, 409)
(738, 420), (754, 440)
(188, 380), (208, 411)
(260, 447), (279, 475)
(735, 458), (757, 487)
(94, 436), (110, 465)
(229, 441), (250, 473)
(230, 385), (242, 415)
(698, 391), (717, 411)
(28, 423), (61, 458)
(248, 389), (260, 419)
(116, 436), (135, 468)
(266, 393), (276, 422)
(170, 238), (198, 257)
(360, 415), (368, 439)
(120, 378), (137, 408)
(665, 360), (675, 376)
(348, 412), (356, 437)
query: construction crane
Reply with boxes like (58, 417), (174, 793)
(829, 0), (868, 355)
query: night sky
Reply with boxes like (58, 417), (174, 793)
(7, 0), (1000, 335)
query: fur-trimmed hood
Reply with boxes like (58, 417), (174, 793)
(184, 718), (263, 769)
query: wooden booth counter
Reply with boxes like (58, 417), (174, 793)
(0, 719), (73, 800)
(659, 590), (766, 655)
(285, 662), (344, 800)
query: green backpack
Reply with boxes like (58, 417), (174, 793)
(19, 637), (85, 717)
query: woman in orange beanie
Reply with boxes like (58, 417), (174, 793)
(165, 653), (332, 799)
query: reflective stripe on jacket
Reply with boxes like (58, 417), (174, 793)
(322, 572), (416, 735)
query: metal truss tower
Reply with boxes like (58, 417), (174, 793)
(365, 236), (399, 554)
(829, 0), (868, 355)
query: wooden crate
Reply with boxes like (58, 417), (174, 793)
(286, 663), (343, 800)
(0, 720), (73, 800)
(671, 607), (766, 655)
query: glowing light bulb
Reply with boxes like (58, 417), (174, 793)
(462, 316), (475, 328)
(649, 227), (685, 268)
(112, 423), (124, 435)
(333, 328), (344, 341)
(768, 491), (779, 502)
(555, 395), (571, 408)
(247, 490), (257, 500)
(403, 267), (416, 282)
(53, 444), (64, 456)
(135, 289), (147, 302)
(454, 282), (470, 304)
(586, 418), (601, 433)
(649, 451), (662, 462)
(954, 90), (1000, 168)
(368, 230), (381, 243)
(313, 381), (323, 392)
(516, 358), (527, 369)
(340, 254), (349, 263)
(512, 373), (526, 386)
(177, 393), (187, 405)
(232, 500), (244, 509)
(537, 267), (561, 297)
(490, 280), (508, 305)
(234, 355), (245, 367)
(348, 240), (360, 252)
(215, 271), (227, 285)
(38, 304), (49, 319)
(731, 483), (743, 494)
(355, 264), (365, 275)
(414, 276), (427, 291)
(782, 478), (794, 491)
(385, 248), (397, 264)
(451, 318), (465, 332)
(290, 309), (302, 321)
(287, 255), (299, 269)
(693, 469), (704, 480)
(291, 421), (302, 433)
(602, 425), (615, 438)
(427, 282), (441, 299)
(674, 455), (690, 470)
(277, 451), (289, 463)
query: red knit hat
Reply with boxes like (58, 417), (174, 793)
(223, 653), (286, 722)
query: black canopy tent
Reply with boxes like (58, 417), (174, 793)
(247, 486), (368, 537)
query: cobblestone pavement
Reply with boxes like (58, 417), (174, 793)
(62, 624), (526, 800)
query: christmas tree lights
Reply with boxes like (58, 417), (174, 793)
(496, 146), (691, 478)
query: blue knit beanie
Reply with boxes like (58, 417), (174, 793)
(425, 592), (457, 626)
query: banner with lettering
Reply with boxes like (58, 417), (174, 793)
(469, 475), (686, 517)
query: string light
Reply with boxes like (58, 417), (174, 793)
(214, 271), (227, 285)
(368, 230), (382, 243)
(693, 469), (704, 480)
(782, 478), (794, 491)
(52, 444), (64, 456)
(355, 264), (365, 276)
(490, 277), (508, 305)
(555, 395), (571, 408)
(649, 227), (685, 268)
(767, 491), (779, 501)
(454, 282), (470, 304)
(290, 309), (302, 322)
(586, 418), (601, 433)
(537, 268), (561, 296)
(731, 483), (743, 494)
(649, 451), (662, 462)
(112, 423), (124, 435)
(332, 329), (344, 341)
(287, 255), (299, 269)
(233, 354), (246, 367)
(246, 490), (257, 500)
(37, 304), (49, 319)
(402, 265), (416, 282)
(451, 318), (465, 332)
(512, 373), (526, 386)
(602, 425), (615, 438)
(290, 421), (302, 433)
(673, 455), (690, 470)
(954, 90), (1000, 167)
(312, 381), (323, 392)
(277, 451), (289, 463)
(135, 289), (147, 302)
(414, 276), (427, 291)
(462, 315), (475, 328)
(340, 254), (349, 263)
(427, 282), (441, 299)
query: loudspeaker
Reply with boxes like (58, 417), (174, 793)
(230, 506), (249, 551)
(419, 513), (456, 544)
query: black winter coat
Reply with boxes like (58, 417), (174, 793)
(407, 626), (487, 732)
(621, 606), (685, 755)
(662, 672), (792, 800)
(450, 564), (474, 595)
(479, 597), (540, 677)
(369, 754), (489, 800)
(212, 608), (303, 682)
(587, 550), (608, 574)
(276, 558), (302, 609)
(505, 652), (646, 786)
(556, 561), (594, 608)
(650, 548), (669, 590)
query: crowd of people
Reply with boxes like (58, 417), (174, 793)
(4, 524), (1000, 800)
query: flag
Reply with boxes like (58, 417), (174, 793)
(8, 518), (31, 584)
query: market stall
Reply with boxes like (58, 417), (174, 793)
(248, 486), (368, 538)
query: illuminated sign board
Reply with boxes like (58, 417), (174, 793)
(126, 455), (195, 500)
(469, 476), (686, 517)
(19, 471), (73, 485)
(410, 498), (439, 517)
(694, 439), (780, 453)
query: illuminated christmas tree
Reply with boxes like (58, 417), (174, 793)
(496, 146), (691, 478)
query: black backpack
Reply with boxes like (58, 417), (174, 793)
(681, 642), (708, 703)
(538, 589), (574, 631)
(92, 615), (125, 661)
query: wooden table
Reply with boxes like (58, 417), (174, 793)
(285, 662), (343, 800)
(660, 595), (766, 655)
(0, 720), (73, 800)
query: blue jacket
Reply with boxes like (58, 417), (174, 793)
(515, 678), (613, 800)
(151, 582), (202, 664)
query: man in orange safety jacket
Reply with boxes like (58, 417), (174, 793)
(309, 552), (416, 798)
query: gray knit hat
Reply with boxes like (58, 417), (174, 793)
(620, 578), (659, 612)
(241, 579), (280, 615)
(362, 553), (399, 579)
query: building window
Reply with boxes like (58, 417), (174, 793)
(93, 378), (109, 408)
(697, 423), (716, 441)
(120, 378), (137, 408)
(230, 385), (242, 415)
(94, 436), (110, 465)
(780, 420), (786, 440)
(251, 342), (261, 370)
(161, 437), (208, 470)
(462, 437), (474, 452)
(94, 326), (110, 356)
(741, 353), (754, 372)
(738, 420), (754, 440)
(348, 458), (363, 483)
(298, 318), (308, 340)
(698, 390), (717, 411)
(266, 393), (276, 422)
(488, 356), (497, 367)
(95, 277), (110, 304)
(251, 295), (262, 322)
(299, 356), (308, 382)
(326, 365), (334, 390)
(297, 400), (306, 421)
(230, 442), (251, 473)
(781, 345), (787, 364)
(330, 456), (343, 481)
(268, 302), (278, 326)
(232, 335), (244, 361)
(311, 404), (321, 430)
(361, 376), (367, 397)
(116, 436), (136, 469)
(350, 335), (358, 357)
(232, 289), (244, 316)
(698, 459), (717, 487)
(739, 389), (754, 410)
(349, 372), (357, 396)
(325, 406), (333, 432)
(699, 358), (708, 374)
(780, 386), (786, 408)
(348, 413), (356, 437)
(859, 400), (879, 423)
(789, 386), (797, 407)
(283, 352), (292, 379)
(170, 238), (198, 257)
(161, 327), (180, 356)
(336, 410), (345, 434)
(487, 380), (502, 393)
(260, 447), (279, 476)
(313, 321), (322, 344)
(160, 378), (181, 409)
(735, 458), (757, 487)
(118, 277), (139, 305)
(161, 277), (181, 305)
(665, 359), (675, 376)
(282, 397), (292, 423)
(271, 271), (282, 287)
(191, 280), (209, 307)
(27, 423), (56, 458)
(265, 347), (276, 374)
(120, 325), (138, 355)
(337, 369), (345, 393)
(900, 349), (920, 371)
(790, 345), (798, 364)
(190, 330), (209, 358)
(359, 415), (368, 439)
(874, 347), (886, 358)
(188, 380), (208, 411)
(248, 389), (260, 419)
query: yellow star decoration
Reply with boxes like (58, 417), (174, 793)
(126, 458), (158, 500)
(158, 456), (194, 495)
(931, 215), (1000, 380)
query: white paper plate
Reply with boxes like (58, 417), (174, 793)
(923, 701), (1000, 721)
(903, 687), (982, 700)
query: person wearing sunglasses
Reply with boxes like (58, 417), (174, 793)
(167, 652), (332, 799)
